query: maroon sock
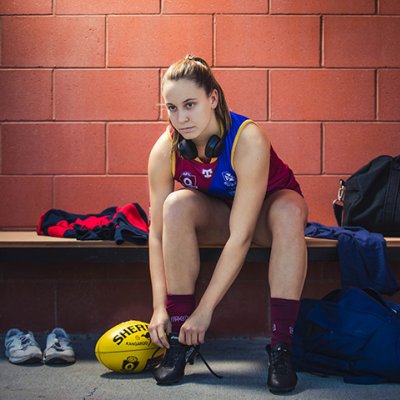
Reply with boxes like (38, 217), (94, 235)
(166, 294), (196, 334)
(270, 297), (300, 350)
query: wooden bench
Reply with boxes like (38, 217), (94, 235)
(1, 231), (400, 263)
(1, 231), (399, 336)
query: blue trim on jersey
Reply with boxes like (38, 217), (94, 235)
(207, 112), (250, 201)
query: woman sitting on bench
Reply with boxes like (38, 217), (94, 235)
(147, 54), (308, 394)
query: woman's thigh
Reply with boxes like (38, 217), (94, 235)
(173, 188), (307, 246)
(252, 189), (308, 247)
(168, 188), (232, 245)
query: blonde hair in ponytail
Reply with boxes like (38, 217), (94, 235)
(162, 55), (231, 153)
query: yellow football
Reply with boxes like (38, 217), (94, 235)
(95, 320), (165, 373)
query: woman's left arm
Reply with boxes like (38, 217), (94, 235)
(179, 123), (270, 345)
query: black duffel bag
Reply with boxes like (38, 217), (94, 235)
(333, 155), (400, 236)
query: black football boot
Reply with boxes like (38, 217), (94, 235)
(152, 334), (197, 385)
(266, 343), (298, 393)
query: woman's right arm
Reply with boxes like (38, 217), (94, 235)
(147, 132), (174, 348)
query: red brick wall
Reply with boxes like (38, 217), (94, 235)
(1, 0), (400, 229)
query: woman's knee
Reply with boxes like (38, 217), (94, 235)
(162, 189), (202, 226)
(268, 191), (308, 231)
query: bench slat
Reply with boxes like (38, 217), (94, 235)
(0, 231), (399, 263)
(1, 231), (400, 247)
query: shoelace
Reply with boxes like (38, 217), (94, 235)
(194, 348), (223, 379)
(47, 338), (71, 352)
(8, 334), (37, 351)
(51, 340), (64, 352)
(160, 344), (186, 368)
(270, 347), (291, 375)
(19, 335), (32, 350)
(152, 343), (223, 379)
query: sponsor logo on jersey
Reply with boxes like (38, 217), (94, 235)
(221, 171), (236, 188)
(202, 168), (213, 178)
(179, 171), (198, 188)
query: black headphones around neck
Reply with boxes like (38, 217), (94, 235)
(178, 135), (224, 160)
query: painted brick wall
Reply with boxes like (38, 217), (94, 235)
(1, 0), (400, 229)
(1, 1), (400, 336)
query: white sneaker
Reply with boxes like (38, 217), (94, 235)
(5, 329), (43, 364)
(43, 328), (75, 364)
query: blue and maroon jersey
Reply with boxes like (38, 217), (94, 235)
(170, 111), (301, 203)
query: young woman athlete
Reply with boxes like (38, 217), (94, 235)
(147, 55), (308, 393)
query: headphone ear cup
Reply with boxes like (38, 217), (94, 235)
(205, 135), (224, 158)
(178, 139), (198, 160)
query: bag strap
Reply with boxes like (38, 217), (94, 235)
(332, 179), (345, 226)
(362, 288), (396, 313)
(333, 202), (343, 226)
(322, 287), (397, 314)
(383, 157), (400, 227)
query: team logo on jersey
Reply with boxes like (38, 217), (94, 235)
(202, 168), (213, 178)
(179, 171), (198, 188)
(221, 171), (236, 188)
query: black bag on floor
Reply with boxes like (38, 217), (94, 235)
(333, 155), (400, 236)
(292, 287), (400, 384)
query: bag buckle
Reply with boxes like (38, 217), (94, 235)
(337, 179), (345, 203)
(332, 179), (345, 226)
(333, 179), (345, 206)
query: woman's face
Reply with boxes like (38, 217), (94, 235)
(162, 78), (219, 144)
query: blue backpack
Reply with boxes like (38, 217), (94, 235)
(292, 287), (400, 384)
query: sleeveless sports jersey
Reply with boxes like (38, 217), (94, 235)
(171, 111), (301, 203)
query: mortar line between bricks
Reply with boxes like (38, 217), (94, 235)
(213, 14), (217, 66)
(320, 15), (324, 67)
(0, 124), (2, 175)
(52, 68), (56, 120)
(0, 173), (149, 177)
(2, 66), (398, 71)
(266, 69), (269, 121)
(52, 175), (56, 208)
(2, 119), (399, 125)
(0, 19), (2, 66)
(320, 122), (325, 174)
(158, 68), (163, 120)
(104, 15), (108, 68)
(267, 69), (271, 121)
(105, 123), (109, 175)
(374, 69), (378, 120)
